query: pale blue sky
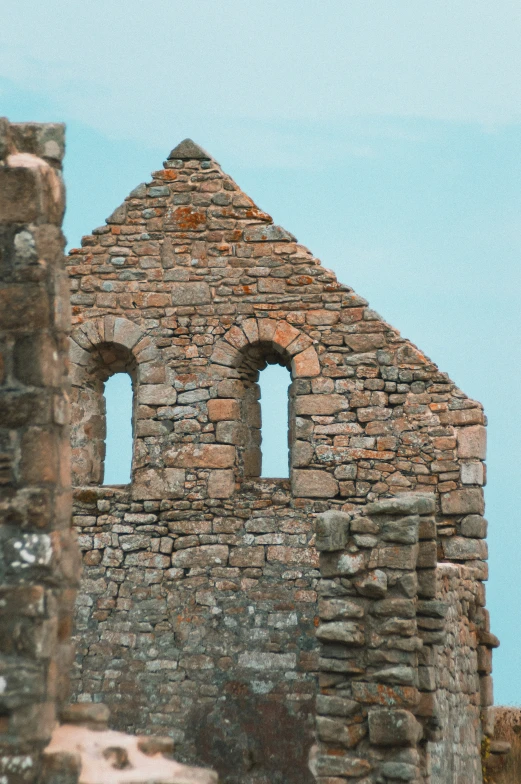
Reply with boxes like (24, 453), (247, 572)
(2, 0), (520, 704)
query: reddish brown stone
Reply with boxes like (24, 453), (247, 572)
(207, 469), (235, 498)
(292, 346), (320, 378)
(164, 444), (235, 468)
(207, 398), (240, 421)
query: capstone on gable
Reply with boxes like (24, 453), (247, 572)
(65, 138), (496, 783)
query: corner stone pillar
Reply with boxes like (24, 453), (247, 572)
(0, 118), (80, 783)
(312, 494), (439, 784)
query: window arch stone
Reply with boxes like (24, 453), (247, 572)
(69, 317), (148, 486)
(209, 318), (321, 480)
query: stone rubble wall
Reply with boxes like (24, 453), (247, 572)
(71, 481), (320, 784)
(312, 496), (492, 784)
(0, 118), (80, 782)
(65, 139), (496, 782)
(429, 562), (495, 784)
(312, 495), (435, 783)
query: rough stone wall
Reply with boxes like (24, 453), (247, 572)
(66, 138), (494, 782)
(429, 563), (490, 784)
(312, 495), (435, 782)
(0, 118), (80, 782)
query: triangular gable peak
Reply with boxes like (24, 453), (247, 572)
(67, 137), (484, 498)
(66, 139), (491, 784)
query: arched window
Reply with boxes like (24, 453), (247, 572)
(103, 373), (134, 485)
(258, 363), (291, 478)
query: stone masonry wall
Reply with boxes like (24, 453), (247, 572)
(312, 495), (435, 783)
(66, 138), (495, 782)
(0, 118), (80, 783)
(429, 562), (493, 784)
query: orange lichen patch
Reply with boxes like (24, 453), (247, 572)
(169, 207), (206, 230)
(245, 207), (272, 222)
(160, 170), (178, 181)
(286, 275), (314, 286)
(430, 402), (448, 412)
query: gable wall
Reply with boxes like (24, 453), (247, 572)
(66, 144), (493, 783)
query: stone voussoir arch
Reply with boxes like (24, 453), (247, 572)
(69, 315), (153, 379)
(210, 316), (321, 378)
(69, 316), (156, 486)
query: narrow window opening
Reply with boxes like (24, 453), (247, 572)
(258, 363), (291, 478)
(103, 373), (133, 485)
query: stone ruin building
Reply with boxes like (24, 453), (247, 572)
(0, 120), (507, 783)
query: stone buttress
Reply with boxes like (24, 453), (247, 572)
(65, 139), (497, 783)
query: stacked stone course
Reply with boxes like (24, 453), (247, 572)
(64, 138), (496, 782)
(0, 118), (79, 782)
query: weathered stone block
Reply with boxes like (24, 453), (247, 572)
(449, 408), (484, 426)
(316, 621), (364, 646)
(441, 488), (484, 515)
(366, 494), (435, 516)
(215, 420), (247, 445)
(377, 544), (419, 570)
(164, 444), (235, 468)
(368, 708), (422, 745)
(461, 461), (484, 485)
(132, 468), (185, 499)
(354, 569), (388, 598)
(315, 694), (359, 717)
(238, 651), (296, 669)
(267, 546), (319, 567)
(306, 309), (339, 326)
(112, 317), (144, 349)
(291, 439), (313, 467)
(442, 536), (488, 561)
(371, 598), (416, 618)
(318, 598), (364, 620)
(0, 165), (40, 223)
(320, 550), (366, 578)
(243, 224), (295, 242)
(171, 282), (211, 305)
(292, 469), (338, 498)
(352, 682), (419, 708)
(457, 424), (486, 458)
(229, 546), (265, 567)
(207, 469), (235, 498)
(461, 514), (488, 538)
(380, 761), (419, 780)
(272, 319), (300, 348)
(294, 394), (346, 415)
(417, 541), (437, 568)
(207, 398), (240, 421)
(314, 755), (372, 778)
(291, 346), (320, 377)
(381, 515), (420, 545)
(138, 384), (177, 405)
(316, 716), (366, 747)
(314, 510), (350, 551)
(171, 545), (229, 568)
